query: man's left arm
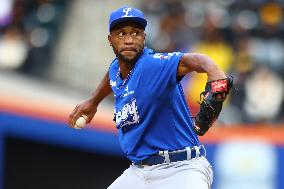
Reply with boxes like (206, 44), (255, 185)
(178, 53), (226, 81)
(178, 53), (233, 136)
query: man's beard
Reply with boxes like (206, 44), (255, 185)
(112, 45), (144, 65)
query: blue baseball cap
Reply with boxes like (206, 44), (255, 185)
(109, 6), (147, 32)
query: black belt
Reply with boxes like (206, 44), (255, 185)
(135, 145), (206, 166)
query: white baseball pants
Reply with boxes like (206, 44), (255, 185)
(108, 157), (213, 189)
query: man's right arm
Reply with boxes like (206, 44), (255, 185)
(68, 71), (112, 127)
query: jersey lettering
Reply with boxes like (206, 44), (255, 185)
(110, 80), (116, 87)
(115, 98), (139, 129)
(122, 85), (134, 98)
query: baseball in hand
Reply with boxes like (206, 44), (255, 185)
(74, 115), (88, 129)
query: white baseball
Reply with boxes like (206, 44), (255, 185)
(74, 115), (88, 129)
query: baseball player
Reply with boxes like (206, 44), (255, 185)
(69, 6), (232, 189)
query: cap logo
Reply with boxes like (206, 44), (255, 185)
(122, 7), (132, 17)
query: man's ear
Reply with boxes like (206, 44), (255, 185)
(108, 34), (112, 46)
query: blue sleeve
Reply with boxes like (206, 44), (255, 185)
(151, 52), (184, 87)
(138, 52), (184, 97)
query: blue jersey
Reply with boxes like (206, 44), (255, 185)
(109, 48), (199, 163)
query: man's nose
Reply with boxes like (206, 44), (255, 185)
(124, 34), (133, 44)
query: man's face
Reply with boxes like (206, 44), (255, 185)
(108, 21), (146, 64)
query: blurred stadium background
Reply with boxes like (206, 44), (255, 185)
(0, 0), (284, 188)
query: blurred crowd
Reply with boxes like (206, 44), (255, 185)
(141, 0), (284, 124)
(1, 0), (283, 125)
(0, 0), (68, 77)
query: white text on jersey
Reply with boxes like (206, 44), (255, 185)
(116, 98), (139, 128)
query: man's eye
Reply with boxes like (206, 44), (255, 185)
(132, 32), (137, 36)
(118, 32), (124, 37)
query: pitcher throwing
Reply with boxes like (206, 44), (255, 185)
(69, 6), (232, 189)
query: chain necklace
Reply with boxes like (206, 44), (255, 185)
(115, 64), (135, 90)
(114, 49), (146, 90)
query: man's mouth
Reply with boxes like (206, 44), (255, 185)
(121, 47), (136, 53)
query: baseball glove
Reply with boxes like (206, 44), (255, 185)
(194, 77), (233, 136)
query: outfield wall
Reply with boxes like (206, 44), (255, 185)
(1, 110), (284, 189)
